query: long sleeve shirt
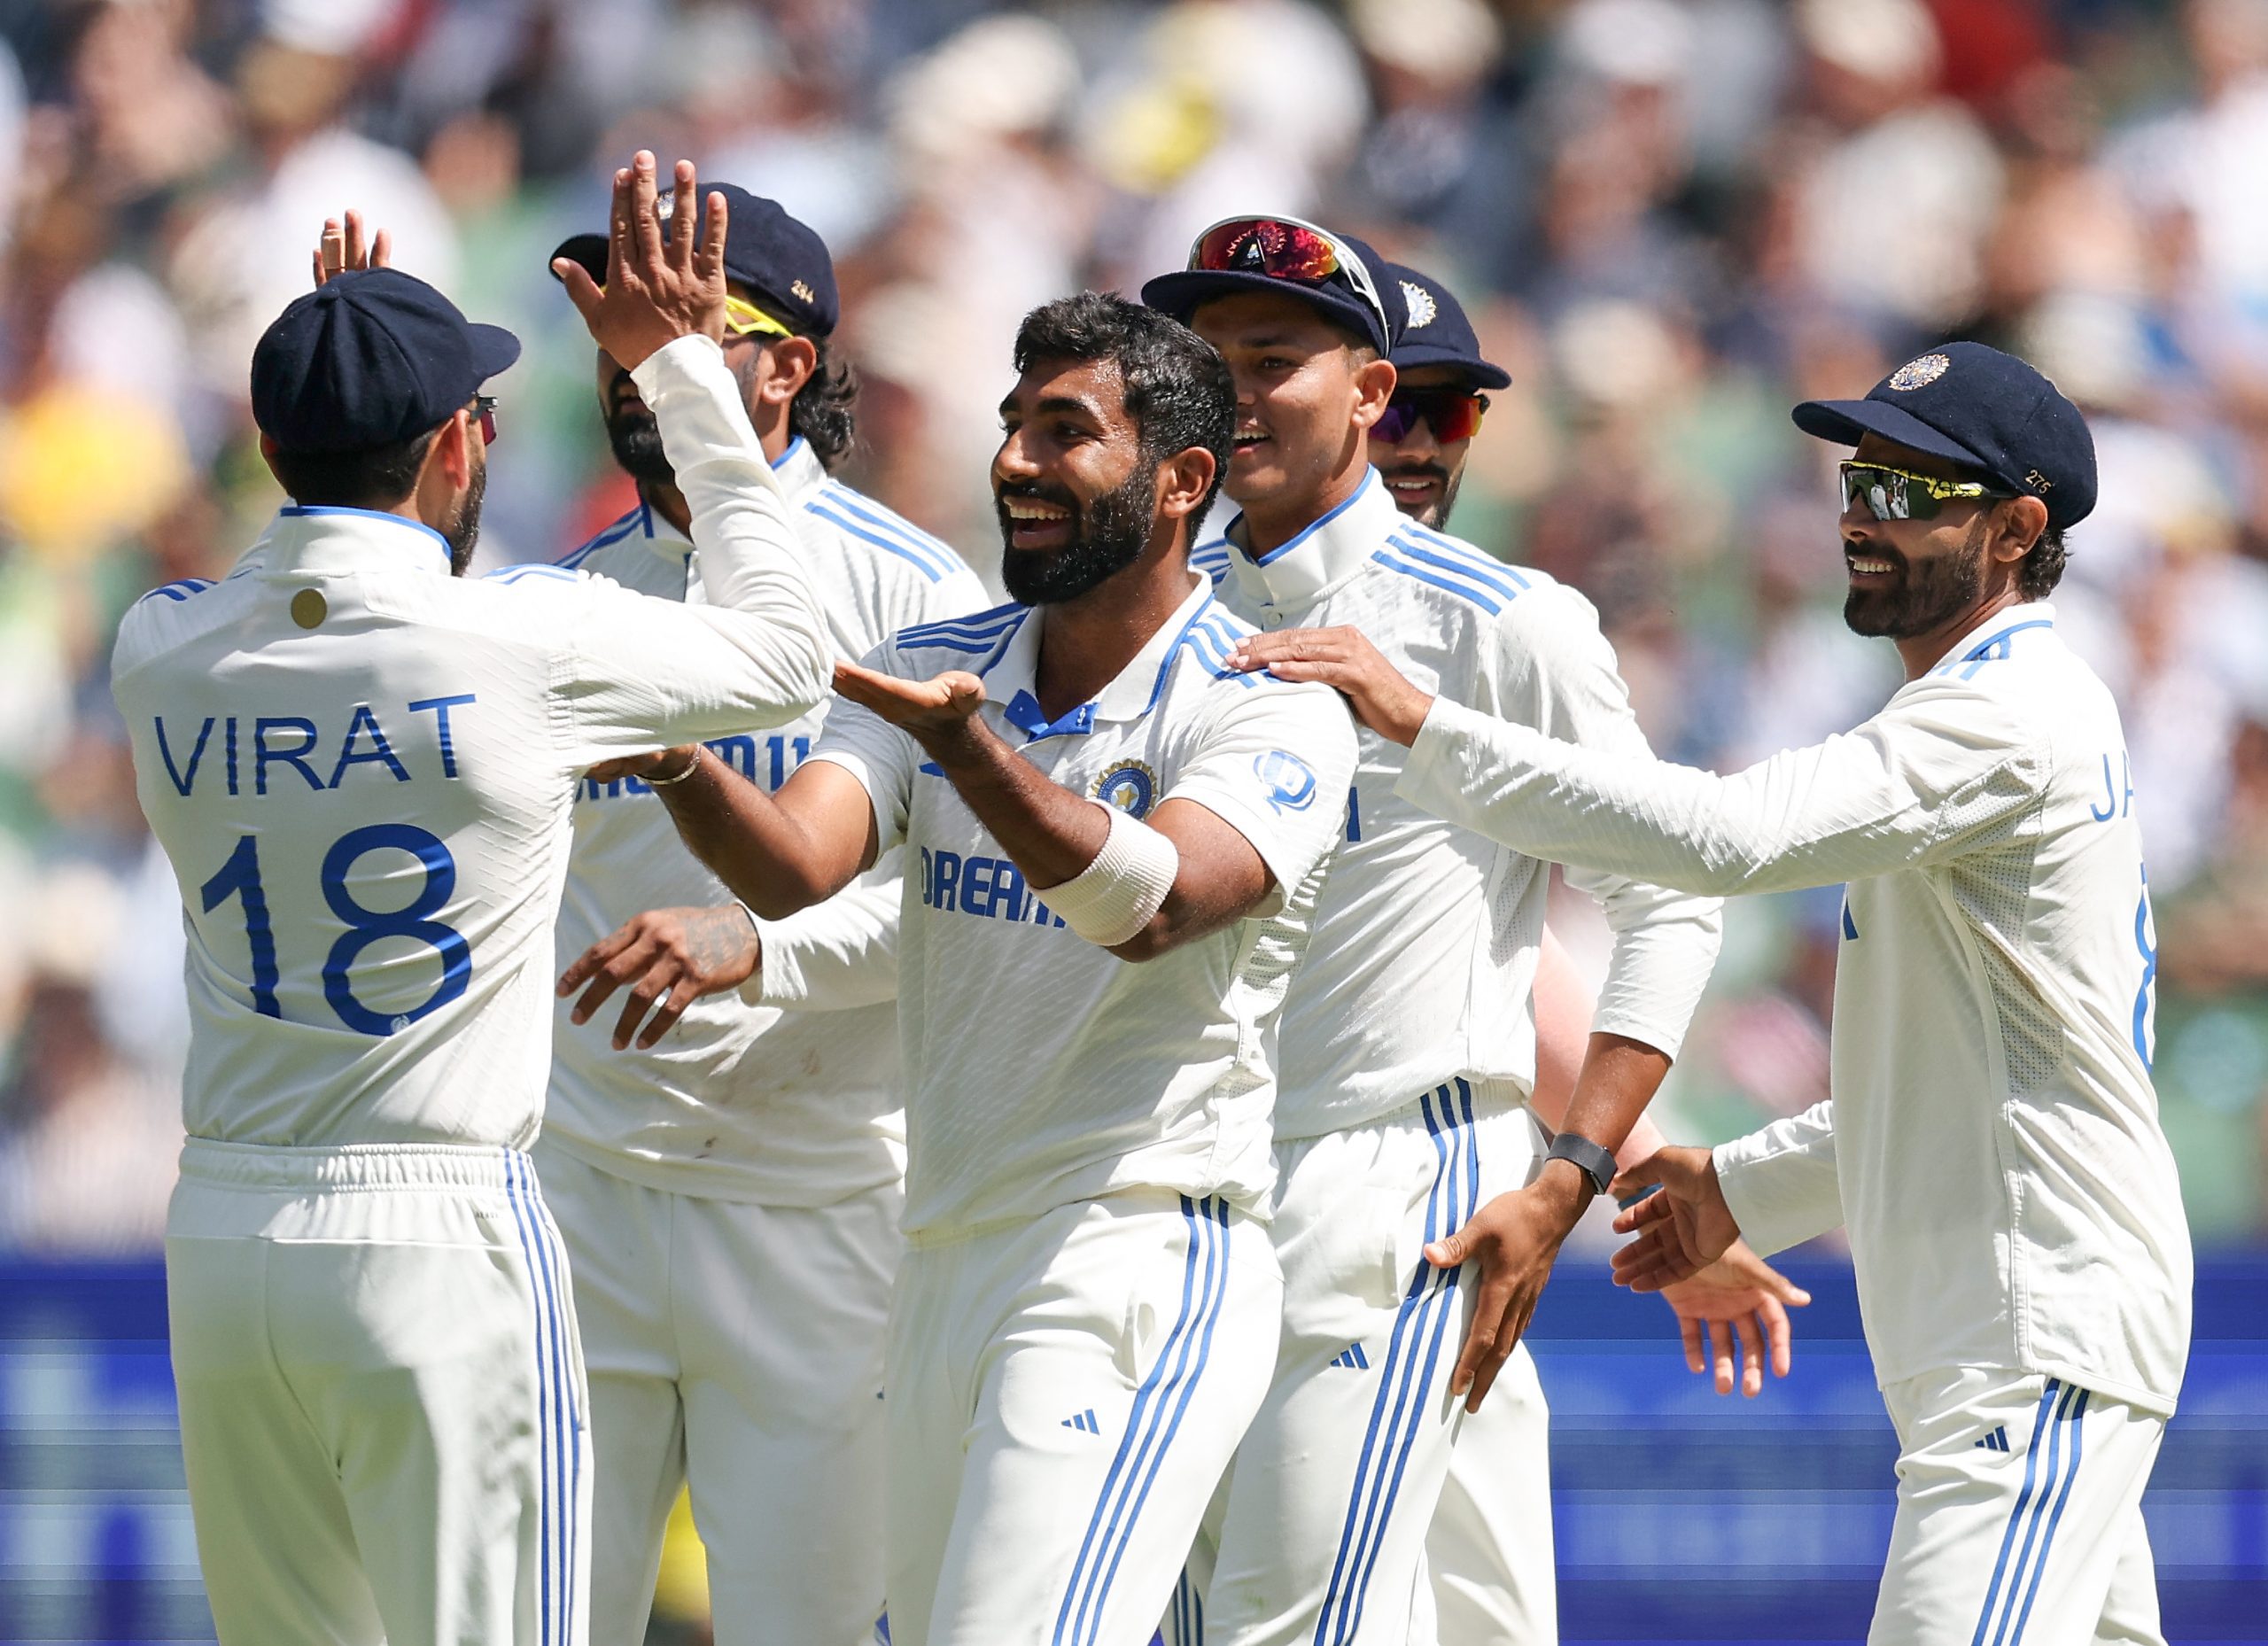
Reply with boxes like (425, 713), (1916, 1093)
(1395, 601), (2191, 1415)
(1195, 473), (1722, 1137)
(113, 335), (831, 1153)
(540, 433), (984, 1207)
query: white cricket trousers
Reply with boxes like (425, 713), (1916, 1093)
(166, 1138), (590, 1646)
(1425, 1344), (1555, 1646)
(1188, 1082), (1536, 1646)
(1872, 1365), (2166, 1646)
(533, 1140), (897, 1646)
(885, 1190), (1281, 1646)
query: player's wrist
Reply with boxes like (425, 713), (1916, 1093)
(1532, 1157), (1598, 1227)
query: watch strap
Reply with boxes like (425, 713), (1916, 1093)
(1545, 1131), (1617, 1197)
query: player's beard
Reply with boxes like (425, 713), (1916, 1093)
(605, 375), (676, 488)
(1843, 515), (1986, 640)
(443, 452), (488, 577)
(997, 463), (1155, 606)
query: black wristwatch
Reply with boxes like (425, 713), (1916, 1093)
(1544, 1131), (1617, 1197)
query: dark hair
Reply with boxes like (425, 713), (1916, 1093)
(2018, 523), (2067, 599)
(1012, 291), (1236, 520)
(789, 333), (858, 472)
(268, 428), (439, 509)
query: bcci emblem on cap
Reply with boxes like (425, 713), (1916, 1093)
(1887, 353), (1952, 392)
(1093, 761), (1159, 819)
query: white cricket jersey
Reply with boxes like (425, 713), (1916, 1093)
(113, 334), (831, 1154)
(1397, 601), (2193, 1415)
(1192, 471), (1721, 1137)
(540, 440), (986, 1207)
(810, 577), (1358, 1238)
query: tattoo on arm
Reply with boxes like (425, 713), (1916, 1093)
(685, 905), (757, 977)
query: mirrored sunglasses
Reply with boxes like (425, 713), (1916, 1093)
(1187, 215), (1390, 342)
(474, 393), (499, 445)
(1839, 461), (2007, 523)
(1374, 389), (1487, 445)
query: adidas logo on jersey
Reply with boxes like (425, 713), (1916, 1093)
(1062, 1409), (1100, 1434)
(1329, 1343), (1371, 1370)
(1974, 1425), (2011, 1453)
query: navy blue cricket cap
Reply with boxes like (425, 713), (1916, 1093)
(251, 268), (520, 455)
(1793, 341), (2097, 531)
(551, 182), (839, 338)
(1141, 215), (1394, 355)
(1377, 260), (1510, 390)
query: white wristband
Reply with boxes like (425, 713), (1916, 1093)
(1041, 803), (1179, 948)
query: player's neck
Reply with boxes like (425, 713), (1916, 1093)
(1030, 542), (1201, 719)
(1233, 450), (1370, 558)
(641, 481), (693, 539)
(1896, 581), (2030, 681)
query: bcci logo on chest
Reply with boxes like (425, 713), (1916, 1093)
(1092, 761), (1159, 819)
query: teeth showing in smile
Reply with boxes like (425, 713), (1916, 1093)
(1848, 557), (1896, 574)
(1006, 500), (1069, 522)
(1387, 478), (1432, 494)
(1234, 431), (1268, 447)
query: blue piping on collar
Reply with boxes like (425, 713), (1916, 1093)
(1244, 468), (1380, 567)
(280, 504), (453, 567)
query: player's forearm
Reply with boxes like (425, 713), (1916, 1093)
(1526, 1030), (1677, 1230)
(634, 336), (831, 711)
(1712, 1100), (1844, 1257)
(920, 717), (1112, 889)
(745, 872), (901, 1011)
(653, 748), (855, 919)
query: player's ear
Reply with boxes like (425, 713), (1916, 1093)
(1992, 495), (2050, 566)
(1156, 445), (1216, 523)
(1349, 353), (1398, 433)
(754, 335), (818, 408)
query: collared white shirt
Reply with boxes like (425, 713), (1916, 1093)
(809, 577), (1358, 1237)
(1195, 470), (1723, 1137)
(1399, 601), (2193, 1415)
(542, 438), (986, 1207)
(113, 336), (830, 1154)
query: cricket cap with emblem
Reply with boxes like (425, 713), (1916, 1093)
(1141, 215), (1394, 353)
(550, 182), (839, 337)
(1793, 340), (2098, 530)
(252, 268), (521, 454)
(1378, 260), (1511, 389)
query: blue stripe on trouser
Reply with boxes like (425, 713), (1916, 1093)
(2006, 1388), (2088, 1642)
(504, 1152), (579, 1646)
(1054, 1197), (1231, 1646)
(1312, 1083), (1475, 1646)
(1969, 1379), (2085, 1646)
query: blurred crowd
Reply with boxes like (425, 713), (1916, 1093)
(6, 0), (2268, 1258)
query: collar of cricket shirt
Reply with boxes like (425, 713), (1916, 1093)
(1926, 599), (2058, 679)
(978, 577), (1224, 741)
(1222, 465), (1401, 614)
(265, 503), (454, 577)
(642, 437), (820, 563)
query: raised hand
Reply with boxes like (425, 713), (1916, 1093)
(1608, 1145), (1744, 1293)
(552, 151), (728, 369)
(1655, 1240), (1812, 1397)
(832, 659), (987, 744)
(556, 904), (760, 1050)
(312, 210), (391, 287)
(1227, 625), (1434, 746)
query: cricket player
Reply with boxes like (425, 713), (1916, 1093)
(1242, 342), (2194, 1645)
(1141, 219), (1723, 1646)
(114, 157), (833, 1645)
(563, 291), (1357, 1646)
(534, 185), (983, 1646)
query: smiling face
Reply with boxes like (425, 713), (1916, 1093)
(1188, 291), (1393, 528)
(1839, 433), (2012, 639)
(991, 353), (1160, 605)
(1368, 364), (1474, 528)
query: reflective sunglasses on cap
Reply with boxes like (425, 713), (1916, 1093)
(1839, 461), (2008, 523)
(1373, 388), (1487, 445)
(473, 393), (499, 445)
(1186, 215), (1391, 344)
